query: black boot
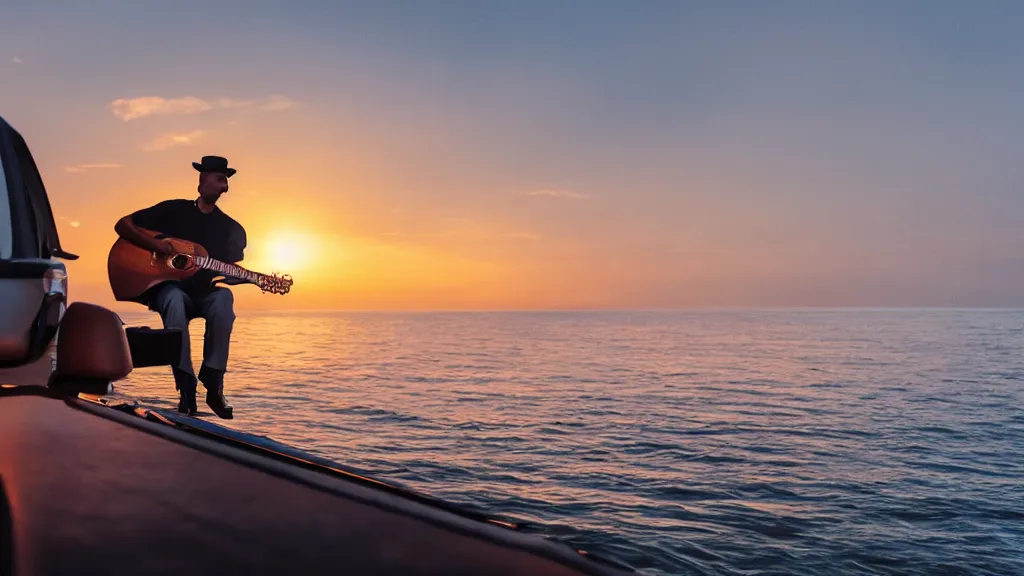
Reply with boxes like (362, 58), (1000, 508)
(173, 369), (197, 416)
(199, 365), (233, 419)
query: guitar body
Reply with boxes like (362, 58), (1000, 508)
(107, 230), (209, 303)
(107, 228), (293, 303)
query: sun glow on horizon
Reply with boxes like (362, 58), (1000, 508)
(254, 231), (320, 274)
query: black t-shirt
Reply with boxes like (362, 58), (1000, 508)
(130, 199), (247, 299)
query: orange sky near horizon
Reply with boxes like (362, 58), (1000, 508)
(42, 104), (621, 312)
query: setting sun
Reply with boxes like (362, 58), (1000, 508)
(258, 231), (317, 273)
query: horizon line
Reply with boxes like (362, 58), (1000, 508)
(107, 305), (1024, 315)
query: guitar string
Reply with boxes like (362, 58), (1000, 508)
(194, 255), (261, 284)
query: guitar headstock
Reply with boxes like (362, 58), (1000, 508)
(257, 272), (294, 295)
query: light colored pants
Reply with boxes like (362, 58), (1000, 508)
(149, 284), (235, 380)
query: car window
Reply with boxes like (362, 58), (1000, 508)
(0, 150), (12, 259)
(9, 132), (61, 260)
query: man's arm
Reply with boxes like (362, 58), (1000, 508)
(225, 225), (246, 264)
(113, 202), (175, 255)
(216, 225), (249, 285)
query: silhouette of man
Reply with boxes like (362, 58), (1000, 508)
(113, 156), (245, 419)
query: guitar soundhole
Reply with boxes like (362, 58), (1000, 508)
(170, 254), (190, 270)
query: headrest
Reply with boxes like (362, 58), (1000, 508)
(54, 302), (133, 383)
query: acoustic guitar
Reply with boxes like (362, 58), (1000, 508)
(107, 228), (293, 303)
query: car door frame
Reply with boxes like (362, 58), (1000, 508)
(0, 115), (77, 370)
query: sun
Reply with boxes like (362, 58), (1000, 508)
(259, 231), (315, 273)
(270, 241), (302, 267)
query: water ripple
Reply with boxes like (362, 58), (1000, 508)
(111, 309), (1024, 575)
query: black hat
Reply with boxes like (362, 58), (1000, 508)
(192, 155), (236, 177)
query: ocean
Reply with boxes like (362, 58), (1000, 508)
(110, 309), (1024, 575)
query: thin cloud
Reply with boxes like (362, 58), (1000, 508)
(504, 232), (543, 240)
(57, 216), (81, 228)
(141, 130), (204, 151)
(12, 56), (23, 65)
(258, 95), (299, 111)
(525, 188), (591, 200)
(109, 94), (298, 121)
(216, 94), (297, 112)
(109, 96), (212, 121)
(432, 219), (544, 242)
(64, 163), (123, 173)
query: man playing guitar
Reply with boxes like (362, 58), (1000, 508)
(113, 155), (244, 419)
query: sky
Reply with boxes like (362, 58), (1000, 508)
(2, 0), (1024, 311)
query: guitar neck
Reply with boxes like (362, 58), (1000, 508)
(195, 256), (263, 285)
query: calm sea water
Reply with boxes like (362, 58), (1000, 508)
(110, 309), (1024, 575)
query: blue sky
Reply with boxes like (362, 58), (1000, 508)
(2, 1), (1024, 308)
